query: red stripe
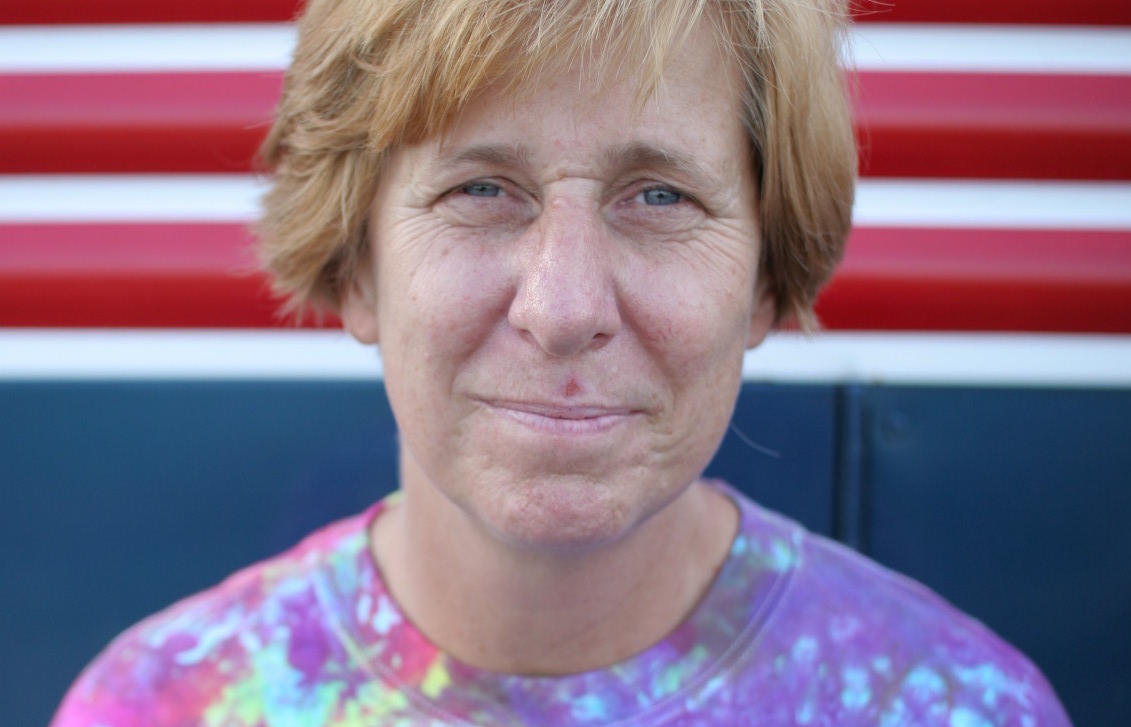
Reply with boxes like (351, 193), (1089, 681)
(0, 0), (301, 24)
(3, 223), (1130, 332)
(817, 228), (1131, 333)
(856, 73), (1131, 180)
(3, 0), (1127, 26)
(0, 73), (282, 174)
(4, 71), (1129, 179)
(0, 222), (256, 273)
(0, 223), (323, 328)
(851, 0), (1131, 26)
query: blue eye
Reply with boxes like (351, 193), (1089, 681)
(463, 182), (501, 197)
(641, 187), (682, 206)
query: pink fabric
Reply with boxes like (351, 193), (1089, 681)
(54, 486), (1071, 726)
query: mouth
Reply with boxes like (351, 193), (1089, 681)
(482, 400), (640, 436)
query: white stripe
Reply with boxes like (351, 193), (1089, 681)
(850, 24), (1131, 75)
(0, 24), (296, 73)
(2, 330), (1130, 387)
(0, 175), (267, 222)
(1, 23), (1130, 75)
(3, 175), (1131, 230)
(744, 333), (1131, 387)
(853, 180), (1131, 230)
(0, 330), (381, 380)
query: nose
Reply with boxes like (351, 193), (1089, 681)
(508, 196), (621, 357)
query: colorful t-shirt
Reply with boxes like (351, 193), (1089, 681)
(53, 486), (1071, 726)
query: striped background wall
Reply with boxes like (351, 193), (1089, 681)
(2, 2), (1131, 338)
(2, 1), (1130, 725)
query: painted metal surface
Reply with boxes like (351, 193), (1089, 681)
(3, 0), (1129, 26)
(2, 380), (1127, 725)
(863, 386), (1131, 727)
(6, 222), (1131, 331)
(5, 70), (1129, 177)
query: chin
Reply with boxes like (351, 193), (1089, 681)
(482, 474), (651, 553)
(476, 469), (694, 555)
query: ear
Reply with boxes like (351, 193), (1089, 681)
(340, 254), (380, 345)
(746, 282), (776, 350)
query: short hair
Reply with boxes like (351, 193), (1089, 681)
(258, 0), (856, 329)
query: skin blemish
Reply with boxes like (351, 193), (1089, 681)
(563, 377), (582, 398)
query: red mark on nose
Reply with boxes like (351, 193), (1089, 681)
(563, 378), (581, 398)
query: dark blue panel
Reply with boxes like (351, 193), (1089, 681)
(0, 379), (839, 725)
(0, 381), (398, 727)
(705, 383), (838, 536)
(863, 386), (1131, 727)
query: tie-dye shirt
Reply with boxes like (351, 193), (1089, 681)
(53, 486), (1070, 726)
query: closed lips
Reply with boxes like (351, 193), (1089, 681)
(482, 400), (640, 433)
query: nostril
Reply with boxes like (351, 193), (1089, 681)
(508, 279), (621, 357)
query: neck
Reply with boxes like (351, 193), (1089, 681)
(370, 461), (739, 675)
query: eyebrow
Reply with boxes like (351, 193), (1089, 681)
(604, 143), (693, 174)
(603, 142), (724, 196)
(422, 141), (724, 195)
(424, 144), (532, 175)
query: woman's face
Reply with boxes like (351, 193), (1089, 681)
(344, 26), (774, 551)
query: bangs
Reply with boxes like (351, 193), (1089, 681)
(355, 0), (715, 149)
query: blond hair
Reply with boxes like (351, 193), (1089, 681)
(258, 0), (856, 329)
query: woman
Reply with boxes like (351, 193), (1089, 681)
(54, 0), (1069, 724)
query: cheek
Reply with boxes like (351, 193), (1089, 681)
(626, 255), (755, 370)
(379, 242), (514, 371)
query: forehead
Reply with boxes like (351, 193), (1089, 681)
(416, 23), (748, 177)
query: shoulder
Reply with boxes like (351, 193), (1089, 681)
(51, 510), (375, 727)
(729, 492), (1072, 725)
(807, 534), (1066, 721)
